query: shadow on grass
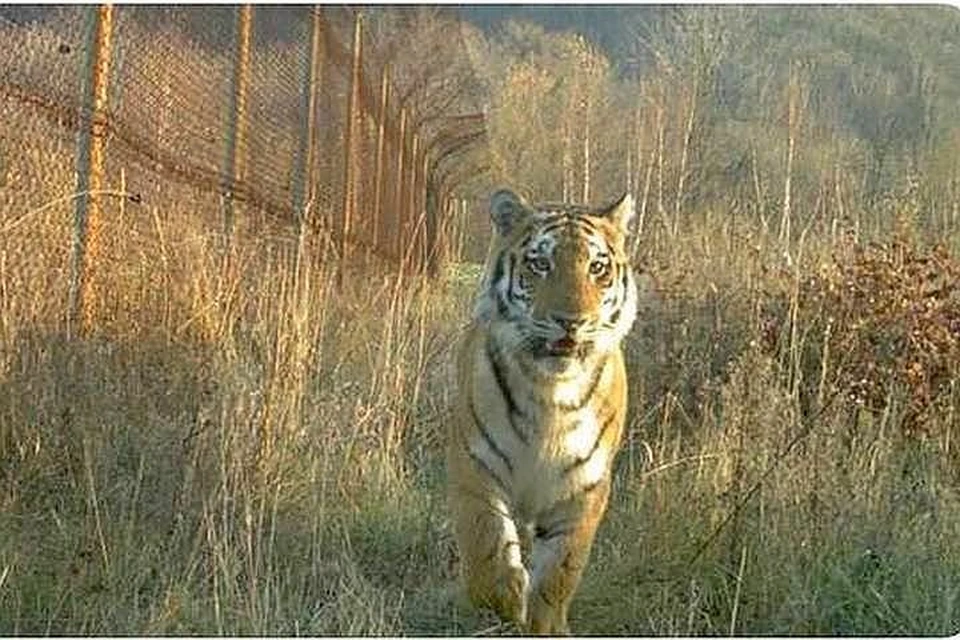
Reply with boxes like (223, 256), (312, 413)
(0, 331), (219, 634)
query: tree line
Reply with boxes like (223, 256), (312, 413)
(439, 5), (960, 259)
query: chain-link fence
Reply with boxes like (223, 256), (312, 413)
(0, 5), (484, 335)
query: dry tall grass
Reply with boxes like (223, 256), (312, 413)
(3, 179), (960, 634)
(1, 180), (468, 633)
(2, 80), (960, 636)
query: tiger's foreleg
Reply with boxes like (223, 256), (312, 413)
(526, 479), (612, 635)
(449, 476), (530, 629)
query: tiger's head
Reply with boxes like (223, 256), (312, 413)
(475, 188), (638, 374)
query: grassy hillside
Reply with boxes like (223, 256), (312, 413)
(2, 5), (960, 636)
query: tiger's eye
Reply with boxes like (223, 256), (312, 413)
(589, 260), (609, 277)
(528, 256), (551, 272)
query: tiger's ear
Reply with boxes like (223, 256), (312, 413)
(490, 189), (529, 236)
(601, 192), (635, 236)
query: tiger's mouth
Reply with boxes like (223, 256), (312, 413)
(533, 336), (592, 360)
(547, 336), (578, 356)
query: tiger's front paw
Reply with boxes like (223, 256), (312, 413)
(492, 564), (529, 628)
(526, 590), (571, 636)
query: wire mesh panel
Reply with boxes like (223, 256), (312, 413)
(111, 7), (234, 207)
(0, 7), (87, 328)
(0, 5), (486, 336)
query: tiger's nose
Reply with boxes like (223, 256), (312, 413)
(551, 313), (586, 334)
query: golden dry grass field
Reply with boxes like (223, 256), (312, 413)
(2, 8), (960, 636)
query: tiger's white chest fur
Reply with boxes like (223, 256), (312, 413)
(469, 340), (616, 521)
(512, 401), (610, 520)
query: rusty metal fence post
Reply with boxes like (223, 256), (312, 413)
(417, 147), (429, 273)
(69, 3), (114, 337)
(221, 4), (252, 247)
(338, 11), (362, 287)
(368, 63), (390, 268)
(293, 6), (324, 226)
(405, 132), (420, 272)
(393, 107), (408, 268)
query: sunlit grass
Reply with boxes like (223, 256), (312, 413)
(1, 48), (959, 633)
(2, 177), (959, 634)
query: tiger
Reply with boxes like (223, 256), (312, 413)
(448, 188), (638, 635)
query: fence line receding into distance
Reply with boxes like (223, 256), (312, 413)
(0, 4), (485, 334)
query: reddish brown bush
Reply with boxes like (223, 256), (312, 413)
(768, 233), (960, 435)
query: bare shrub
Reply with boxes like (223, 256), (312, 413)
(765, 226), (960, 436)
